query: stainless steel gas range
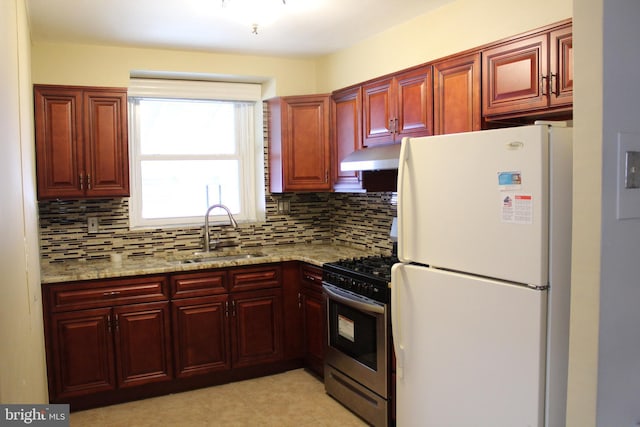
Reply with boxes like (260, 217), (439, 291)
(322, 255), (397, 427)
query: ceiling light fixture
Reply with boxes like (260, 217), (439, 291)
(221, 0), (287, 35)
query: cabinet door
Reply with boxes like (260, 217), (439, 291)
(301, 288), (325, 377)
(113, 302), (173, 388)
(49, 308), (116, 399)
(84, 90), (130, 197)
(362, 77), (394, 146)
(482, 34), (549, 116)
(332, 87), (364, 192)
(171, 295), (231, 378)
(231, 288), (283, 368)
(433, 53), (481, 135)
(270, 95), (331, 192)
(549, 26), (573, 107)
(395, 66), (433, 140)
(34, 86), (85, 199)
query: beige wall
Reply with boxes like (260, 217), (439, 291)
(31, 42), (320, 98)
(0, 0), (48, 403)
(316, 0), (572, 92)
(565, 1), (602, 426)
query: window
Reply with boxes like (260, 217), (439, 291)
(128, 79), (265, 228)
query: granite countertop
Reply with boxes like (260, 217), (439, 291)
(40, 243), (377, 284)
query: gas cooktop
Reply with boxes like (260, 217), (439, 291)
(322, 255), (398, 304)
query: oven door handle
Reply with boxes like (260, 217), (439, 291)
(322, 284), (385, 315)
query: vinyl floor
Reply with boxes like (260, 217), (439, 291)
(69, 369), (368, 426)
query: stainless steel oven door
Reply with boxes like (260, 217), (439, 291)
(323, 283), (388, 398)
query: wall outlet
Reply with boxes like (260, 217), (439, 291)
(87, 216), (99, 233)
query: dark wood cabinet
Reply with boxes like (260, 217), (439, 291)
(549, 25), (573, 108)
(113, 302), (172, 388)
(331, 87), (364, 192)
(299, 264), (325, 377)
(362, 66), (433, 146)
(171, 295), (230, 378)
(231, 287), (283, 368)
(482, 21), (572, 119)
(34, 85), (129, 200)
(170, 264), (283, 378)
(49, 308), (116, 399)
(268, 94), (331, 192)
(433, 52), (482, 135)
(44, 276), (172, 403)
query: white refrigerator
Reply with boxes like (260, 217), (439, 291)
(391, 123), (572, 427)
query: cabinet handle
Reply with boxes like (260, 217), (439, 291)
(305, 274), (316, 283)
(103, 291), (121, 297)
(298, 292), (302, 308)
(550, 73), (558, 96)
(107, 314), (112, 333)
(79, 174), (84, 190)
(225, 301), (229, 317)
(541, 75), (549, 96)
(394, 118), (399, 134)
(114, 314), (119, 332)
(87, 174), (92, 190)
(389, 118), (395, 134)
(232, 300), (237, 317)
(325, 170), (329, 183)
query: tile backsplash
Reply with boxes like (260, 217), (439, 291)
(38, 192), (397, 263)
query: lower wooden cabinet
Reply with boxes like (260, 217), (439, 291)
(44, 276), (172, 402)
(171, 295), (230, 378)
(42, 263), (298, 409)
(299, 264), (325, 377)
(231, 287), (283, 368)
(170, 265), (284, 377)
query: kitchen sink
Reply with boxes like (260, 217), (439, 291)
(171, 252), (266, 264)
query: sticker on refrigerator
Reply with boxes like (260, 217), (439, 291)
(497, 171), (522, 190)
(501, 194), (533, 224)
(338, 315), (355, 342)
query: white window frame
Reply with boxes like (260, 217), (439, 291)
(127, 78), (265, 229)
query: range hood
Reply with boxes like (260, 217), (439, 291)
(340, 143), (401, 172)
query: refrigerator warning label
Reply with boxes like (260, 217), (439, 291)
(501, 194), (533, 224)
(338, 315), (355, 342)
(498, 171), (522, 190)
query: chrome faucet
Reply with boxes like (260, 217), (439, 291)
(203, 204), (238, 252)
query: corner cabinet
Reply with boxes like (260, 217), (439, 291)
(268, 95), (331, 193)
(43, 276), (172, 402)
(362, 66), (433, 146)
(34, 85), (130, 200)
(433, 52), (482, 135)
(482, 21), (573, 119)
(299, 264), (325, 377)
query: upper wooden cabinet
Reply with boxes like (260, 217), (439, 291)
(268, 95), (331, 193)
(433, 52), (482, 135)
(34, 85), (130, 200)
(362, 66), (433, 146)
(482, 21), (573, 119)
(331, 86), (364, 192)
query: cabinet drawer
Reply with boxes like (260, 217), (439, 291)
(229, 265), (281, 292)
(300, 264), (323, 291)
(170, 270), (228, 298)
(47, 276), (169, 312)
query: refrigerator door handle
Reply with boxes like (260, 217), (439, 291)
(391, 264), (404, 379)
(397, 137), (410, 262)
(322, 284), (385, 315)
